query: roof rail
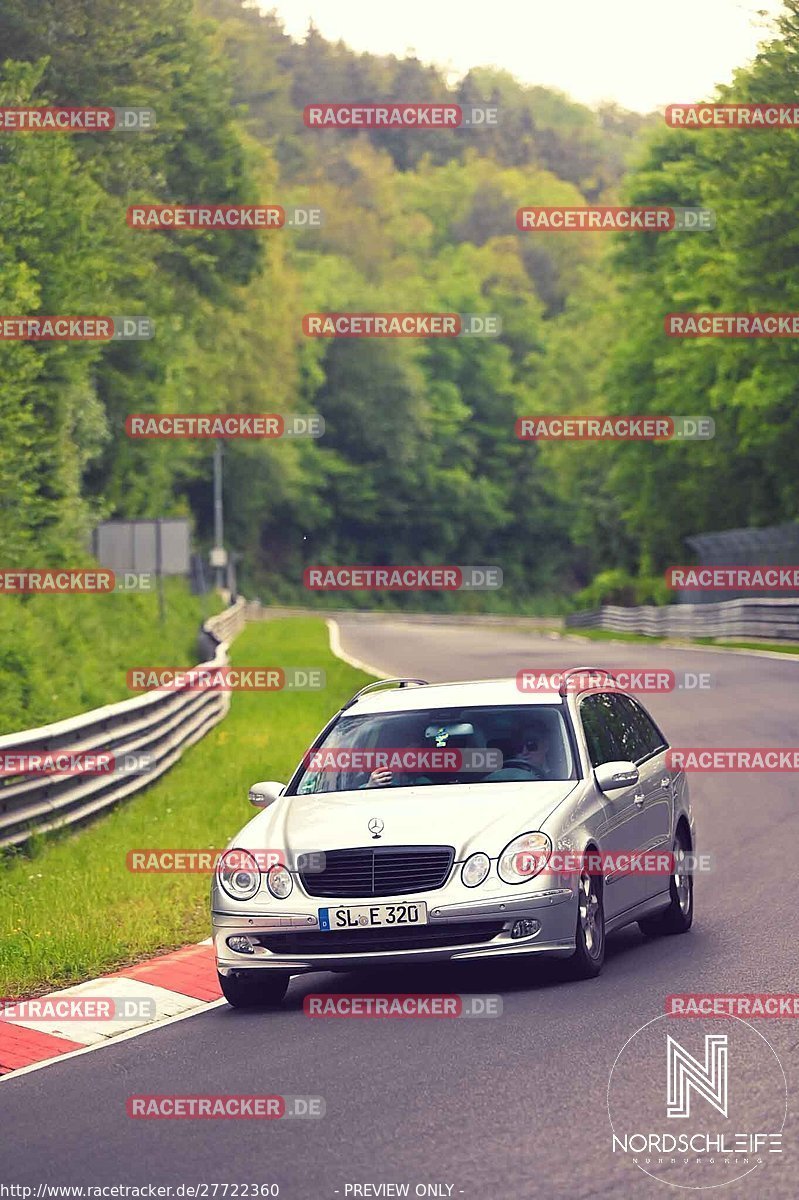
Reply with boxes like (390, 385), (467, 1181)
(558, 666), (618, 697)
(340, 678), (430, 711)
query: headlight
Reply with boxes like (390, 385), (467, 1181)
(461, 852), (490, 888)
(217, 849), (261, 901)
(266, 863), (293, 899)
(498, 832), (552, 885)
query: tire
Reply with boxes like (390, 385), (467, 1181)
(638, 829), (694, 937)
(218, 970), (290, 1009)
(563, 866), (605, 979)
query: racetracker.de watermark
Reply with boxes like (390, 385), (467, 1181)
(0, 752), (154, 777)
(512, 850), (711, 877)
(303, 566), (502, 590)
(302, 313), (500, 337)
(516, 669), (713, 692)
(303, 994), (503, 1017)
(666, 312), (799, 336)
(0, 570), (152, 593)
(0, 996), (156, 1021)
(126, 1096), (324, 1119)
(667, 748), (799, 771)
(666, 103), (799, 127)
(666, 994), (799, 1018)
(0, 570), (109, 593)
(125, 414), (323, 438)
(127, 205), (322, 229)
(127, 849), (290, 872)
(303, 103), (498, 128)
(0, 107), (155, 131)
(666, 565), (799, 590)
(303, 747), (503, 772)
(0, 317), (153, 340)
(126, 667), (325, 691)
(516, 206), (714, 231)
(515, 416), (714, 440)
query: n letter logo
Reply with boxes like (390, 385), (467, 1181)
(666, 1034), (728, 1119)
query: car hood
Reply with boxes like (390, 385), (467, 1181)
(232, 780), (579, 862)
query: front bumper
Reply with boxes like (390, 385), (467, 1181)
(213, 885), (577, 975)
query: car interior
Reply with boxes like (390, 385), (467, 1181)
(294, 705), (575, 791)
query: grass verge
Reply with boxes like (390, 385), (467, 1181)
(0, 617), (371, 998)
(0, 581), (218, 733)
(561, 627), (799, 654)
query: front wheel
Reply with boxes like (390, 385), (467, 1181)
(218, 970), (290, 1009)
(638, 831), (693, 937)
(563, 867), (605, 979)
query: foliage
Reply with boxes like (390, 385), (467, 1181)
(2, 0), (797, 612)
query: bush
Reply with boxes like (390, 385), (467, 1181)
(573, 569), (673, 609)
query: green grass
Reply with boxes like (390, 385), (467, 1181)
(692, 637), (799, 654)
(564, 627), (799, 653)
(560, 628), (668, 644)
(0, 617), (371, 998)
(0, 581), (219, 733)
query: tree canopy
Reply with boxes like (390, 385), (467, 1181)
(2, 0), (796, 609)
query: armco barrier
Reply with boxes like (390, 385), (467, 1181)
(565, 597), (799, 640)
(0, 598), (247, 851)
(206, 597), (247, 643)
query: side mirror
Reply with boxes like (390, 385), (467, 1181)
(595, 760), (639, 792)
(248, 780), (285, 809)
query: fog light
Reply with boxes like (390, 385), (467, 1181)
(227, 935), (255, 954)
(511, 919), (540, 940)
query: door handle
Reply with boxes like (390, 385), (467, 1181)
(633, 791), (645, 807)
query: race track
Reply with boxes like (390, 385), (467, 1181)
(1, 616), (797, 1199)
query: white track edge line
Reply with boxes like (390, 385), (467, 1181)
(325, 618), (390, 678)
(0, 994), (228, 1083)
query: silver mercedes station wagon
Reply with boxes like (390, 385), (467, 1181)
(212, 671), (695, 1007)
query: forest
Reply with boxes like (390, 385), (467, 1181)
(1, 0), (798, 609)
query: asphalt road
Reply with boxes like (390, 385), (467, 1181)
(2, 616), (798, 1199)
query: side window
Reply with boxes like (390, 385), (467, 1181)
(607, 695), (650, 763)
(608, 695), (667, 763)
(579, 693), (622, 767)
(626, 697), (667, 758)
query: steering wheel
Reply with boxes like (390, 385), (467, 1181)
(501, 758), (547, 781)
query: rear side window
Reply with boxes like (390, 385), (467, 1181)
(605, 695), (652, 763)
(579, 693), (621, 767)
(580, 693), (667, 767)
(621, 696), (667, 759)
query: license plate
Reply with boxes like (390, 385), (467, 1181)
(318, 902), (428, 931)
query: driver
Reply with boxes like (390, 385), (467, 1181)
(484, 719), (553, 782)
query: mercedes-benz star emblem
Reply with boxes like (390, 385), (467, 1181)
(368, 817), (384, 839)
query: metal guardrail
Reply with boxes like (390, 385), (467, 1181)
(205, 597), (247, 644)
(0, 597), (248, 851)
(565, 597), (799, 640)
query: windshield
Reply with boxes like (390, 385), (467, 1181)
(289, 704), (576, 794)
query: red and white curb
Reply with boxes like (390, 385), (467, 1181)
(0, 941), (224, 1080)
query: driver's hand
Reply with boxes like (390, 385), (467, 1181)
(366, 768), (393, 787)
